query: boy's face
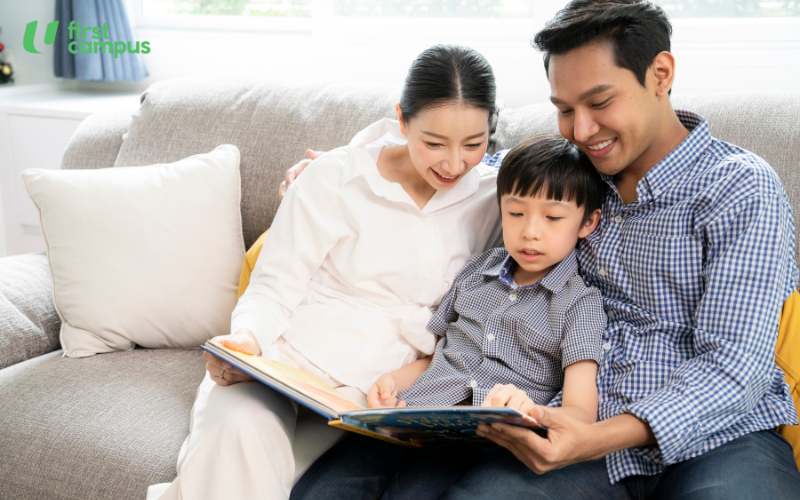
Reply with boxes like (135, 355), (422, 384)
(501, 192), (600, 286)
(548, 41), (663, 178)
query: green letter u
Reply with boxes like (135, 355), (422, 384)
(23, 20), (59, 54)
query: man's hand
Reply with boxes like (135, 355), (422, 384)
(367, 374), (407, 408)
(205, 329), (260, 386)
(278, 149), (324, 201)
(477, 408), (655, 474)
(477, 406), (594, 474)
(482, 384), (536, 415)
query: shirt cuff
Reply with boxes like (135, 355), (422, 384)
(561, 342), (603, 369)
(625, 389), (701, 465)
(230, 311), (277, 356)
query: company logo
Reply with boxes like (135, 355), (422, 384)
(23, 20), (150, 57)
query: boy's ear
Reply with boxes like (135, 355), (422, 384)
(578, 208), (602, 238)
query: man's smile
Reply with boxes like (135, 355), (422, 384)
(585, 138), (617, 157)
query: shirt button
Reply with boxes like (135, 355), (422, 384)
(509, 292), (517, 301)
(602, 342), (612, 351)
(470, 380), (478, 389)
(614, 215), (623, 223)
(487, 334), (495, 342)
(654, 189), (662, 196)
(598, 268), (607, 277)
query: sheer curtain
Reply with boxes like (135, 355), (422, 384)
(54, 0), (148, 81)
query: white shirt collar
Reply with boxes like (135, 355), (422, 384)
(341, 118), (481, 214)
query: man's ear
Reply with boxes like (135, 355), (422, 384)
(651, 51), (676, 98)
(578, 208), (602, 238)
(395, 104), (408, 137)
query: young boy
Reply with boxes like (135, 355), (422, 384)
(290, 133), (609, 500)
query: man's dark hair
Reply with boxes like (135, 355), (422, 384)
(533, 0), (672, 89)
(400, 44), (496, 125)
(497, 134), (606, 222)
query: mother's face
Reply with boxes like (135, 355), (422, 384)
(398, 103), (490, 191)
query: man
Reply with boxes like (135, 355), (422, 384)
(282, 1), (800, 497)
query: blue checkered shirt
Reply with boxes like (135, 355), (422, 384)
(399, 248), (605, 407)
(484, 110), (799, 483)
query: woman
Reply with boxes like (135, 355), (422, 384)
(148, 44), (502, 500)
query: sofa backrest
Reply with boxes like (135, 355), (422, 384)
(61, 78), (800, 262)
(111, 77), (400, 249)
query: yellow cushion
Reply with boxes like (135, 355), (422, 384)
(777, 290), (800, 470)
(237, 234), (800, 467)
(238, 229), (269, 299)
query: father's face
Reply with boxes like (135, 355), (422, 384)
(548, 41), (660, 177)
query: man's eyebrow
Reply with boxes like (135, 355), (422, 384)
(421, 131), (487, 141)
(550, 84), (614, 105)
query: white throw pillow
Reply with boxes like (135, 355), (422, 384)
(21, 144), (245, 358)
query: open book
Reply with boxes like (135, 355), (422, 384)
(203, 341), (547, 447)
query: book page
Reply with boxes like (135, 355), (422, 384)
(210, 342), (364, 414)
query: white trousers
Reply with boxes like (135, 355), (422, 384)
(146, 338), (367, 500)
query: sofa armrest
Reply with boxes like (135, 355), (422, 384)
(0, 252), (61, 370)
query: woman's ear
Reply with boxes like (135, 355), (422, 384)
(395, 104), (408, 137)
(578, 208), (602, 238)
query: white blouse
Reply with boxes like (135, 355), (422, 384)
(231, 118), (501, 393)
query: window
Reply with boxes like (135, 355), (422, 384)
(654, 0), (799, 17)
(141, 0), (312, 17)
(140, 0), (799, 19)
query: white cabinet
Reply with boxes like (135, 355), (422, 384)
(0, 87), (140, 257)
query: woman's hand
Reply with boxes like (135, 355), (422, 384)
(482, 383), (536, 416)
(278, 149), (324, 201)
(204, 329), (261, 386)
(367, 374), (407, 408)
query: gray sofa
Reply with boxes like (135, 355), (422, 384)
(1, 77), (798, 500)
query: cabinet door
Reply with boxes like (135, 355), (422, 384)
(1, 114), (84, 256)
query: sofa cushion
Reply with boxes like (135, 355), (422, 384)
(0, 348), (205, 500)
(22, 145), (245, 358)
(113, 76), (400, 249)
(0, 252), (61, 370)
(493, 92), (800, 263)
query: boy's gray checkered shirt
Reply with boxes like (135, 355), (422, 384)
(399, 247), (605, 407)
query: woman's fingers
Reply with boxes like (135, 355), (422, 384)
(203, 350), (251, 386)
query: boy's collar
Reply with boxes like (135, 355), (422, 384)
(482, 249), (579, 294)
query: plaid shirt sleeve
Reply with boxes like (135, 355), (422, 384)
(483, 150), (510, 169)
(625, 187), (798, 465)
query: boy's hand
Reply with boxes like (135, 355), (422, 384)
(367, 374), (408, 408)
(482, 384), (535, 416)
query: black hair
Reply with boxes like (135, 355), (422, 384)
(400, 44), (497, 125)
(497, 134), (606, 223)
(533, 0), (672, 90)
